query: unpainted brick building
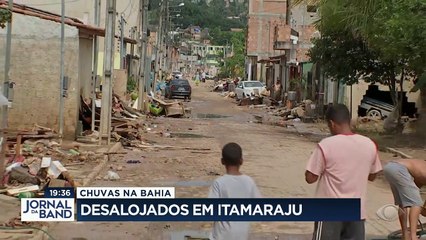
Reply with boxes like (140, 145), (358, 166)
(246, 0), (319, 83)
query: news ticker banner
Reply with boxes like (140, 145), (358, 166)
(21, 187), (360, 222)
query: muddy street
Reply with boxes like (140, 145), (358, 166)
(49, 82), (401, 240)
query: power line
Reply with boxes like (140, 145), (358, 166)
(124, 0), (137, 21)
(121, 0), (133, 14)
(30, 0), (80, 6)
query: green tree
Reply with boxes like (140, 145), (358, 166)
(297, 0), (426, 134)
(0, 8), (11, 28)
(173, 0), (246, 30)
(219, 31), (246, 78)
(370, 0), (426, 132)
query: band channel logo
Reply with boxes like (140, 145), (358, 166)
(21, 198), (75, 221)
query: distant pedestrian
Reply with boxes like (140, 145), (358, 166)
(208, 142), (262, 240)
(383, 159), (426, 240)
(194, 72), (200, 86)
(201, 72), (206, 82)
(305, 104), (382, 240)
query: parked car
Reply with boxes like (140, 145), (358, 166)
(165, 79), (191, 100)
(205, 73), (215, 80)
(234, 81), (266, 99)
(172, 71), (183, 79)
(359, 97), (394, 119)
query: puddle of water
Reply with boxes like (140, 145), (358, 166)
(195, 113), (229, 119)
(157, 180), (212, 187)
(169, 230), (210, 240)
(171, 133), (212, 138)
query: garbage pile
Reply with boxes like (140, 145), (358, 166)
(267, 99), (316, 121)
(111, 119), (145, 143)
(148, 97), (186, 118)
(211, 79), (230, 92)
(2, 127), (104, 198)
(79, 92), (144, 141)
(112, 93), (144, 120)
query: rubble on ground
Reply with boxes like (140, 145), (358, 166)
(211, 79), (228, 92)
(261, 99), (317, 122)
(238, 96), (263, 106)
(1, 125), (105, 200)
(149, 97), (186, 118)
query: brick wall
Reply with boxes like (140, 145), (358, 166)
(295, 25), (316, 62)
(247, 0), (287, 59)
(0, 14), (80, 138)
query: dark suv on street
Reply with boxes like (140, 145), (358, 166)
(165, 79), (192, 100)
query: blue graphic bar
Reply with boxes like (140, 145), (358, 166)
(76, 198), (360, 222)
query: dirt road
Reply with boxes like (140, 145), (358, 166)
(49, 82), (404, 240)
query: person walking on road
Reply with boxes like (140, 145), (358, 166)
(201, 71), (206, 82)
(383, 159), (426, 240)
(208, 142), (262, 240)
(305, 104), (382, 240)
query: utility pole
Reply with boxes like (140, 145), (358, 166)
(137, 0), (143, 109)
(164, 13), (169, 73)
(91, 0), (101, 132)
(163, 1), (170, 73)
(142, 0), (149, 102)
(154, 0), (165, 93)
(224, 41), (227, 69)
(129, 26), (136, 77)
(138, 0), (149, 111)
(119, 14), (126, 69)
(100, 0), (116, 144)
(0, 0), (13, 188)
(59, 0), (65, 137)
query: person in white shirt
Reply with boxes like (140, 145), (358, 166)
(208, 142), (262, 240)
(201, 72), (206, 82)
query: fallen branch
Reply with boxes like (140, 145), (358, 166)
(191, 151), (213, 154)
(104, 152), (127, 155)
(386, 147), (413, 159)
(135, 144), (210, 151)
(64, 162), (85, 166)
(33, 124), (53, 132)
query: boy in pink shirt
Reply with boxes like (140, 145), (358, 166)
(305, 104), (382, 240)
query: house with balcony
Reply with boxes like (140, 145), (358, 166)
(246, 0), (318, 102)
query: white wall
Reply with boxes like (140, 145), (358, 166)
(79, 37), (93, 100)
(0, 14), (80, 137)
(20, 0), (139, 54)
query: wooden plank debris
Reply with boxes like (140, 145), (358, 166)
(135, 144), (210, 151)
(7, 185), (39, 195)
(387, 147), (413, 159)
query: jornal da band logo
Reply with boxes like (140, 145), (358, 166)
(21, 198), (75, 222)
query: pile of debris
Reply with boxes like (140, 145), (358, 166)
(238, 96), (263, 106)
(112, 93), (144, 120)
(4, 125), (58, 156)
(237, 89), (267, 106)
(211, 79), (229, 92)
(111, 119), (145, 143)
(2, 127), (104, 199)
(267, 99), (316, 122)
(79, 92), (144, 140)
(148, 97), (185, 118)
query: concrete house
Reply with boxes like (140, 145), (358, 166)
(246, 0), (318, 100)
(0, 2), (135, 138)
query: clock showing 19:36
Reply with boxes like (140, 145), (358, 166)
(45, 188), (75, 198)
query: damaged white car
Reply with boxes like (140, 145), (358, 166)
(235, 81), (266, 99)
